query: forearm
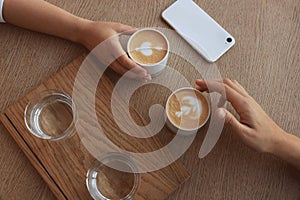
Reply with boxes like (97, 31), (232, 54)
(272, 132), (300, 170)
(2, 0), (87, 43)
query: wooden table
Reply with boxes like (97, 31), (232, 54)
(0, 0), (299, 199)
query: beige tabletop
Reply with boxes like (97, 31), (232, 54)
(0, 0), (299, 199)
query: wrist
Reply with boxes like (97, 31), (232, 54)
(69, 17), (91, 45)
(268, 129), (289, 156)
(269, 131), (300, 169)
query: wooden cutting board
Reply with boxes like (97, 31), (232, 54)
(0, 54), (190, 200)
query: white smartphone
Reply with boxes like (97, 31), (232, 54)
(162, 0), (235, 62)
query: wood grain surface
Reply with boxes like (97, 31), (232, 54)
(2, 54), (190, 200)
(0, 0), (299, 199)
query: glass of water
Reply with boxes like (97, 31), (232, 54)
(86, 153), (141, 200)
(24, 89), (76, 141)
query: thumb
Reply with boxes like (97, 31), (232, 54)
(215, 108), (244, 134)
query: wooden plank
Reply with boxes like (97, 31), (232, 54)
(2, 54), (190, 200)
(0, 113), (67, 200)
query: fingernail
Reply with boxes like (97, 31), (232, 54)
(145, 74), (152, 80)
(142, 76), (151, 82)
(217, 108), (226, 119)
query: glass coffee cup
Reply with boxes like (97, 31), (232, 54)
(24, 89), (76, 141)
(86, 153), (140, 200)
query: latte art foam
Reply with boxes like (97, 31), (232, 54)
(167, 89), (209, 130)
(128, 30), (168, 64)
(175, 96), (202, 120)
(135, 42), (164, 57)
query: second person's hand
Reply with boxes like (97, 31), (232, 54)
(196, 79), (286, 154)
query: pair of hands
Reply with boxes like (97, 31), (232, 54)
(80, 20), (286, 155)
(4, 0), (299, 170)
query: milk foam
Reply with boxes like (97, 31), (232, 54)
(135, 42), (163, 57)
(175, 96), (202, 119)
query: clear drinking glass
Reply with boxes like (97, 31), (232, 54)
(86, 153), (141, 200)
(24, 89), (76, 141)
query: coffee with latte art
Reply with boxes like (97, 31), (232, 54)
(167, 88), (210, 130)
(128, 29), (168, 65)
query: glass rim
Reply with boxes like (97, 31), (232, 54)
(86, 152), (141, 200)
(24, 89), (77, 141)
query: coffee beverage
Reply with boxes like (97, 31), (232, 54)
(128, 29), (168, 65)
(166, 88), (210, 130)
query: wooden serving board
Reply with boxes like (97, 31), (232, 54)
(0, 54), (190, 200)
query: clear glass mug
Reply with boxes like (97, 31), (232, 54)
(86, 153), (141, 200)
(24, 89), (76, 141)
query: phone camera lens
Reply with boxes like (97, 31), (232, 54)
(226, 37), (232, 43)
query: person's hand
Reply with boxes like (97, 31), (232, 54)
(3, 0), (150, 80)
(196, 79), (286, 154)
(78, 20), (151, 80)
